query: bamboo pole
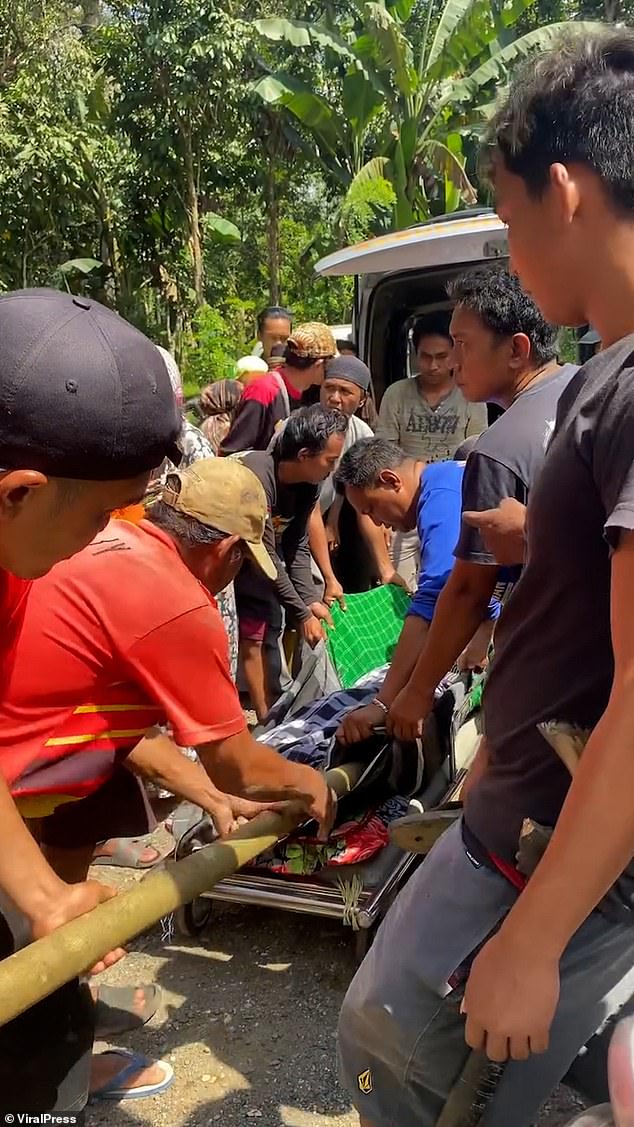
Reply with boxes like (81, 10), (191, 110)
(0, 761), (368, 1027)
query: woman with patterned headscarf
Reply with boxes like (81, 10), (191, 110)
(199, 378), (243, 453)
(199, 357), (270, 452)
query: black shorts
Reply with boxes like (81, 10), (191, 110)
(39, 764), (155, 849)
(0, 915), (94, 1111)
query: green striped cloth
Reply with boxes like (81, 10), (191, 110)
(325, 585), (411, 689)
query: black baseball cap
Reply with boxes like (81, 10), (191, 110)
(0, 289), (182, 480)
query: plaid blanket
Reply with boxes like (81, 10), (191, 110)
(258, 659), (459, 770)
(256, 664), (408, 828)
(257, 641), (342, 734)
(258, 666), (387, 765)
(252, 668), (403, 874)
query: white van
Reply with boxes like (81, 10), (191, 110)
(329, 323), (353, 343)
(315, 207), (508, 404)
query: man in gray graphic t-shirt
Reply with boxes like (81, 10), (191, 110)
(377, 313), (488, 586)
(377, 313), (487, 462)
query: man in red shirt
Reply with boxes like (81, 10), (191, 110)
(219, 322), (336, 454)
(5, 458), (331, 874)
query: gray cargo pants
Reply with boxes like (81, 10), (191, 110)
(338, 820), (634, 1127)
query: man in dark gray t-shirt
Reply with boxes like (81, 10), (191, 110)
(383, 266), (576, 742)
(456, 363), (576, 565)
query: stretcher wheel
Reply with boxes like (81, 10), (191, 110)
(175, 896), (213, 937)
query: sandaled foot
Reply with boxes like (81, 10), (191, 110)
(89, 1048), (174, 1102)
(91, 983), (162, 1038)
(91, 837), (163, 869)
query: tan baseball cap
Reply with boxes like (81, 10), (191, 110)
(160, 458), (277, 580)
(286, 322), (336, 360)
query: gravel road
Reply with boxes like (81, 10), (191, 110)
(88, 863), (587, 1127)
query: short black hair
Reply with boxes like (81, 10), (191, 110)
(284, 350), (316, 371)
(276, 404), (349, 462)
(335, 339), (358, 355)
(51, 478), (89, 513)
(412, 313), (452, 353)
(335, 437), (408, 492)
(486, 29), (634, 213)
(257, 305), (293, 333)
(448, 267), (558, 364)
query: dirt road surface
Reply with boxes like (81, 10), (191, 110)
(88, 864), (587, 1127)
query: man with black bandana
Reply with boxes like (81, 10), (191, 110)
(310, 355), (407, 601)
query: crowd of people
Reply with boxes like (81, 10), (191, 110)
(2, 24), (634, 1127)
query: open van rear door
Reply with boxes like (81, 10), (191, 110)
(314, 210), (508, 400)
(315, 211), (507, 278)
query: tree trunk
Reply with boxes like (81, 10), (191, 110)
(80, 0), (101, 30)
(264, 157), (280, 305)
(97, 195), (121, 307)
(182, 125), (204, 306)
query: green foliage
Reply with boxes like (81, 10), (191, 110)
(57, 258), (103, 277)
(254, 0), (601, 225)
(181, 304), (238, 387)
(340, 176), (397, 243)
(0, 0), (610, 370)
(558, 327), (578, 366)
(0, 0), (130, 295)
(203, 213), (242, 244)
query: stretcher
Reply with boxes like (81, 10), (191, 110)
(173, 674), (479, 957)
(175, 835), (422, 961)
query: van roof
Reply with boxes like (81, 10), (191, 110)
(315, 209), (507, 278)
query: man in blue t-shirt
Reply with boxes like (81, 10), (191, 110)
(334, 437), (498, 744)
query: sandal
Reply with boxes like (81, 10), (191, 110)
(89, 1048), (174, 1103)
(91, 837), (172, 869)
(93, 983), (162, 1038)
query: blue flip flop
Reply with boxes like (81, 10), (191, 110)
(88, 1047), (174, 1102)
